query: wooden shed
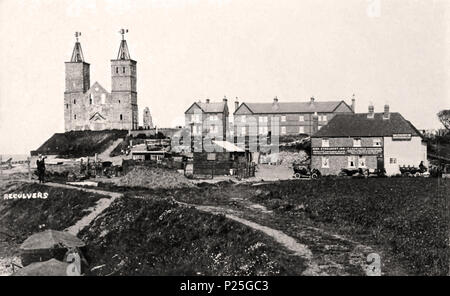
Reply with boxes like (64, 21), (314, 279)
(192, 140), (254, 178)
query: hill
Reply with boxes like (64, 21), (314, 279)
(31, 130), (128, 158)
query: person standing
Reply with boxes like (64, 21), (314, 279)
(36, 155), (46, 183)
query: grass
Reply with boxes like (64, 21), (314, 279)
(0, 182), (105, 243)
(248, 178), (449, 276)
(80, 196), (307, 276)
(32, 130), (128, 158)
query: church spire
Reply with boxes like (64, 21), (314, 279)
(70, 32), (85, 62)
(116, 29), (131, 60)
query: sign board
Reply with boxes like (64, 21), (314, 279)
(312, 147), (383, 156)
(392, 134), (411, 141)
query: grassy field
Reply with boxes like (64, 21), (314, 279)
(79, 196), (307, 276)
(0, 182), (106, 257)
(160, 178), (449, 276)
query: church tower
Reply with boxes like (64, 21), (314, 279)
(111, 29), (138, 130)
(64, 32), (90, 131)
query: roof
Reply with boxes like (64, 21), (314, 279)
(212, 140), (245, 152)
(20, 230), (85, 251)
(117, 39), (131, 60)
(70, 42), (85, 62)
(312, 112), (422, 138)
(186, 101), (227, 113)
(237, 101), (351, 114)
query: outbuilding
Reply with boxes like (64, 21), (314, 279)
(311, 105), (427, 176)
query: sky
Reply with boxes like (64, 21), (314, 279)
(0, 0), (449, 154)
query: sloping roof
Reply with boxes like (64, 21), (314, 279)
(312, 112), (422, 138)
(117, 39), (131, 60)
(212, 140), (245, 152)
(239, 101), (350, 114)
(186, 101), (227, 113)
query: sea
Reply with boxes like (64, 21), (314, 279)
(0, 154), (30, 162)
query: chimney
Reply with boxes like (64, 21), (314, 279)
(272, 96), (279, 110)
(312, 112), (319, 134)
(367, 104), (374, 119)
(351, 94), (356, 113)
(310, 97), (315, 104)
(206, 99), (210, 104)
(223, 96), (227, 103)
(235, 97), (239, 111)
(383, 104), (390, 119)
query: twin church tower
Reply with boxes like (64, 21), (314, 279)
(64, 30), (139, 131)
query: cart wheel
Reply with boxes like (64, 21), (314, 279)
(311, 173), (319, 179)
(294, 173), (301, 179)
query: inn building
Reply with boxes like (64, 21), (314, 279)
(310, 104), (427, 176)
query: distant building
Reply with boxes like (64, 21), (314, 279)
(143, 107), (153, 129)
(64, 31), (138, 131)
(184, 98), (229, 139)
(233, 96), (354, 137)
(311, 104), (427, 176)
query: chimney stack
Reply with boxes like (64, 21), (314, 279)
(351, 94), (356, 113)
(206, 99), (210, 104)
(223, 96), (227, 103)
(235, 97), (239, 111)
(383, 104), (390, 119)
(367, 104), (374, 119)
(272, 96), (279, 110)
(312, 112), (319, 134)
(310, 97), (315, 104)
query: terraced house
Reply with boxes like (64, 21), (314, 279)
(184, 98), (230, 139)
(311, 104), (427, 176)
(233, 97), (355, 137)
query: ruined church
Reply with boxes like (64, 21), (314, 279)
(64, 30), (139, 131)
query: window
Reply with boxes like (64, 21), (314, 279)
(358, 156), (366, 168)
(101, 94), (106, 104)
(348, 156), (356, 168)
(240, 127), (246, 136)
(322, 138), (329, 147)
(299, 126), (304, 134)
(207, 153), (216, 161)
(209, 115), (218, 121)
(322, 157), (329, 168)
(373, 138), (382, 147)
(209, 125), (218, 134)
(89, 98), (92, 105)
(281, 115), (286, 122)
(74, 114), (76, 120)
(120, 114), (123, 121)
(191, 114), (201, 123)
(318, 126), (322, 130)
(281, 126), (286, 135)
(259, 126), (268, 135)
(241, 115), (246, 123)
(299, 115), (304, 121)
(66, 104), (68, 109)
(322, 115), (327, 122)
(259, 116), (268, 123)
(353, 138), (362, 147)
(122, 67), (126, 74)
(390, 158), (397, 164)
(115, 67), (119, 74)
(73, 99), (76, 104)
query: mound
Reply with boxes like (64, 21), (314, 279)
(115, 166), (194, 189)
(80, 197), (306, 276)
(32, 130), (128, 158)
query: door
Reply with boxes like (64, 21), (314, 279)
(377, 157), (384, 171)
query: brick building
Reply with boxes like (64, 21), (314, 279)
(233, 97), (354, 137)
(184, 98), (229, 139)
(311, 105), (427, 176)
(64, 31), (138, 131)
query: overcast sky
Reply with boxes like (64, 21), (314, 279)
(0, 0), (449, 154)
